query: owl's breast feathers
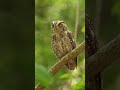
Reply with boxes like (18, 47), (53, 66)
(52, 31), (77, 70)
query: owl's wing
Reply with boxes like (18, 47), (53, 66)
(67, 31), (77, 66)
(67, 31), (76, 49)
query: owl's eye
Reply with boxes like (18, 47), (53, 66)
(58, 23), (63, 28)
(51, 23), (54, 28)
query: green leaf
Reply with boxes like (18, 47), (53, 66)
(35, 64), (52, 88)
(81, 25), (85, 33)
(59, 73), (70, 79)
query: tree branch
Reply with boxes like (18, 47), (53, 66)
(49, 41), (85, 75)
(36, 33), (120, 90)
(35, 84), (44, 90)
(86, 33), (120, 78)
(35, 41), (85, 90)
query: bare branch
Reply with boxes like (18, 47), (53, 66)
(86, 33), (120, 78)
(35, 84), (44, 90)
(49, 41), (85, 75)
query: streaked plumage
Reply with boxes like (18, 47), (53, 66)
(51, 21), (77, 70)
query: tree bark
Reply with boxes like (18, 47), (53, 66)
(85, 14), (101, 90)
(86, 33), (120, 78)
(86, 14), (120, 90)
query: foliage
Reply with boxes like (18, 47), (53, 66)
(35, 0), (85, 89)
(112, 0), (120, 23)
(35, 64), (52, 88)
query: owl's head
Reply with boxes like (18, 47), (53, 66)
(51, 21), (68, 33)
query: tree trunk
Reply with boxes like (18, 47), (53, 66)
(85, 14), (101, 90)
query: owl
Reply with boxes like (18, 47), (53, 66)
(51, 21), (77, 70)
(85, 14), (101, 90)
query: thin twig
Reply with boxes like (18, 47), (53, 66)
(74, 0), (80, 42)
(35, 84), (44, 90)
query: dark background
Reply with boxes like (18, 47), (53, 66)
(0, 0), (34, 90)
(86, 0), (120, 90)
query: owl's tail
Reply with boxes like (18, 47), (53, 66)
(65, 57), (77, 70)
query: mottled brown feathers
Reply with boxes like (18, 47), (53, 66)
(51, 21), (77, 70)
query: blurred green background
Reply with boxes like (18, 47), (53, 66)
(35, 0), (85, 90)
(86, 0), (120, 90)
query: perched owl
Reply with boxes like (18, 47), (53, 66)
(51, 21), (77, 70)
(85, 14), (101, 90)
